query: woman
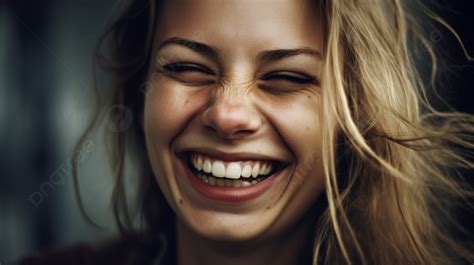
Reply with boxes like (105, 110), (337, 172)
(20, 0), (474, 264)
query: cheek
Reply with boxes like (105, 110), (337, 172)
(264, 94), (322, 182)
(143, 77), (194, 144)
(290, 106), (322, 181)
(289, 106), (321, 149)
(258, 94), (324, 229)
(143, 78), (203, 206)
(271, 95), (322, 156)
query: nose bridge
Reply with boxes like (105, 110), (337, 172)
(211, 76), (255, 107)
(220, 74), (254, 97)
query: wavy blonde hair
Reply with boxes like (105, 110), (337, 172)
(316, 0), (474, 264)
(72, 0), (474, 264)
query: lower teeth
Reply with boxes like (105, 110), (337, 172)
(196, 171), (267, 187)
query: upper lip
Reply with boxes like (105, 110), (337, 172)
(177, 147), (290, 164)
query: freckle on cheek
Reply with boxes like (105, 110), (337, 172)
(179, 199), (183, 205)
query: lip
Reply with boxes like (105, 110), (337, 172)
(178, 156), (287, 203)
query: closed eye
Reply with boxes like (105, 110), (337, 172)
(163, 62), (215, 75)
(160, 62), (216, 85)
(261, 71), (318, 85)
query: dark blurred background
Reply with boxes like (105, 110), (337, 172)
(0, 0), (473, 263)
(0, 0), (119, 262)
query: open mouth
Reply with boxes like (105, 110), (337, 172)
(180, 151), (289, 188)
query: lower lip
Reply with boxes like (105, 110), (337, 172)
(180, 159), (284, 203)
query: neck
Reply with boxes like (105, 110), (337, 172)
(176, 216), (315, 265)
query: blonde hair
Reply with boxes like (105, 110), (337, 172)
(72, 0), (474, 264)
(317, 0), (474, 264)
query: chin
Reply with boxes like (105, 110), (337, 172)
(180, 210), (274, 242)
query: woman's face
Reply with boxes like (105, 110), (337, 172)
(144, 0), (325, 241)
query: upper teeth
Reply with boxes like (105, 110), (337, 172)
(191, 153), (273, 179)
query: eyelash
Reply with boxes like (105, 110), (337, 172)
(261, 72), (316, 84)
(162, 62), (318, 85)
(163, 62), (214, 75)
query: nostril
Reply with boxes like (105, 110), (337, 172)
(227, 129), (255, 139)
(200, 101), (262, 139)
(205, 120), (259, 139)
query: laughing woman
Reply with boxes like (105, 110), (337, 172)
(20, 0), (474, 265)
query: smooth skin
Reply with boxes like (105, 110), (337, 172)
(143, 0), (326, 264)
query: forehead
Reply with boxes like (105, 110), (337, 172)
(155, 0), (324, 52)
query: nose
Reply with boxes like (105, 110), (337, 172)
(201, 90), (262, 140)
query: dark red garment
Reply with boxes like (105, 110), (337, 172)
(18, 234), (172, 265)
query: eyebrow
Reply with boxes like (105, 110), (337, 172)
(157, 37), (321, 63)
(256, 48), (321, 63)
(157, 37), (220, 62)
